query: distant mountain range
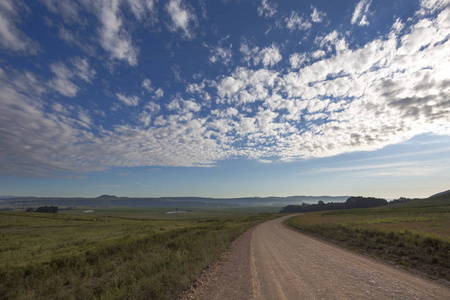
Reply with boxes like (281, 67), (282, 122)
(0, 195), (350, 209)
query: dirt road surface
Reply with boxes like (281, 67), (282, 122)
(186, 215), (449, 300)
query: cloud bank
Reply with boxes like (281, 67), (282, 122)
(0, 1), (449, 177)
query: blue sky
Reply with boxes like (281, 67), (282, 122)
(1, 0), (449, 199)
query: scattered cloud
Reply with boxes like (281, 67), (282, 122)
(126, 0), (158, 21)
(240, 42), (282, 68)
(73, 58), (96, 82)
(312, 161), (445, 177)
(166, 0), (197, 39)
(142, 78), (154, 92)
(311, 49), (326, 59)
(314, 30), (348, 54)
(142, 78), (165, 99)
(186, 81), (211, 104)
(208, 44), (233, 65)
(310, 6), (326, 23)
(0, 0), (40, 54)
(289, 53), (308, 69)
(41, 0), (81, 23)
(257, 0), (277, 18)
(1, 0), (450, 179)
(351, 0), (371, 26)
(48, 63), (79, 97)
(145, 101), (160, 114)
(48, 58), (95, 97)
(258, 44), (282, 67)
(139, 101), (160, 126)
(285, 11), (312, 31)
(96, 0), (138, 66)
(154, 88), (164, 99)
(116, 93), (140, 106)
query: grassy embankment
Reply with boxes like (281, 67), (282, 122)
(286, 194), (450, 283)
(0, 207), (278, 299)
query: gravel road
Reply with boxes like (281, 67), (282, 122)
(186, 215), (449, 300)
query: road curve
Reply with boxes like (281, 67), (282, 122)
(189, 215), (449, 300)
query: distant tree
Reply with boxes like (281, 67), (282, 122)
(345, 196), (387, 209)
(389, 197), (417, 204)
(35, 206), (59, 213)
(280, 196), (388, 213)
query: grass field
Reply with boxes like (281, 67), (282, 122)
(286, 194), (450, 283)
(0, 207), (278, 299)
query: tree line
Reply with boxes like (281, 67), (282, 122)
(33, 206), (59, 213)
(280, 196), (389, 213)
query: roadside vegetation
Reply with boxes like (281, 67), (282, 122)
(280, 196), (388, 213)
(0, 208), (277, 299)
(286, 194), (450, 284)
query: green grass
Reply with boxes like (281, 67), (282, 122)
(0, 208), (278, 299)
(286, 195), (450, 283)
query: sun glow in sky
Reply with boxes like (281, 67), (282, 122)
(1, 0), (449, 198)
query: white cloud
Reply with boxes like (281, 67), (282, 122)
(315, 31), (338, 48)
(145, 101), (160, 114)
(209, 44), (232, 65)
(154, 88), (164, 99)
(186, 81), (211, 104)
(48, 0), (159, 64)
(0, 69), (104, 176)
(139, 101), (160, 127)
(351, 0), (371, 26)
(391, 18), (404, 34)
(49, 63), (79, 97)
(313, 161), (422, 174)
(259, 44), (282, 67)
(142, 79), (165, 99)
(1, 70), (226, 175)
(116, 93), (140, 106)
(166, 0), (197, 39)
(312, 160), (447, 177)
(142, 78), (154, 92)
(2, 2), (450, 177)
(126, 0), (158, 21)
(48, 59), (95, 97)
(311, 49), (326, 59)
(310, 6), (326, 23)
(240, 43), (282, 68)
(212, 4), (450, 162)
(217, 77), (242, 99)
(285, 11), (312, 31)
(289, 53), (308, 69)
(418, 0), (450, 14)
(96, 0), (138, 66)
(258, 0), (277, 18)
(0, 0), (39, 54)
(42, 0), (81, 23)
(167, 96), (202, 115)
(73, 58), (96, 82)
(314, 31), (348, 55)
(398, 18), (440, 55)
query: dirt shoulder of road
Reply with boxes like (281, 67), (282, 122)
(179, 227), (255, 300)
